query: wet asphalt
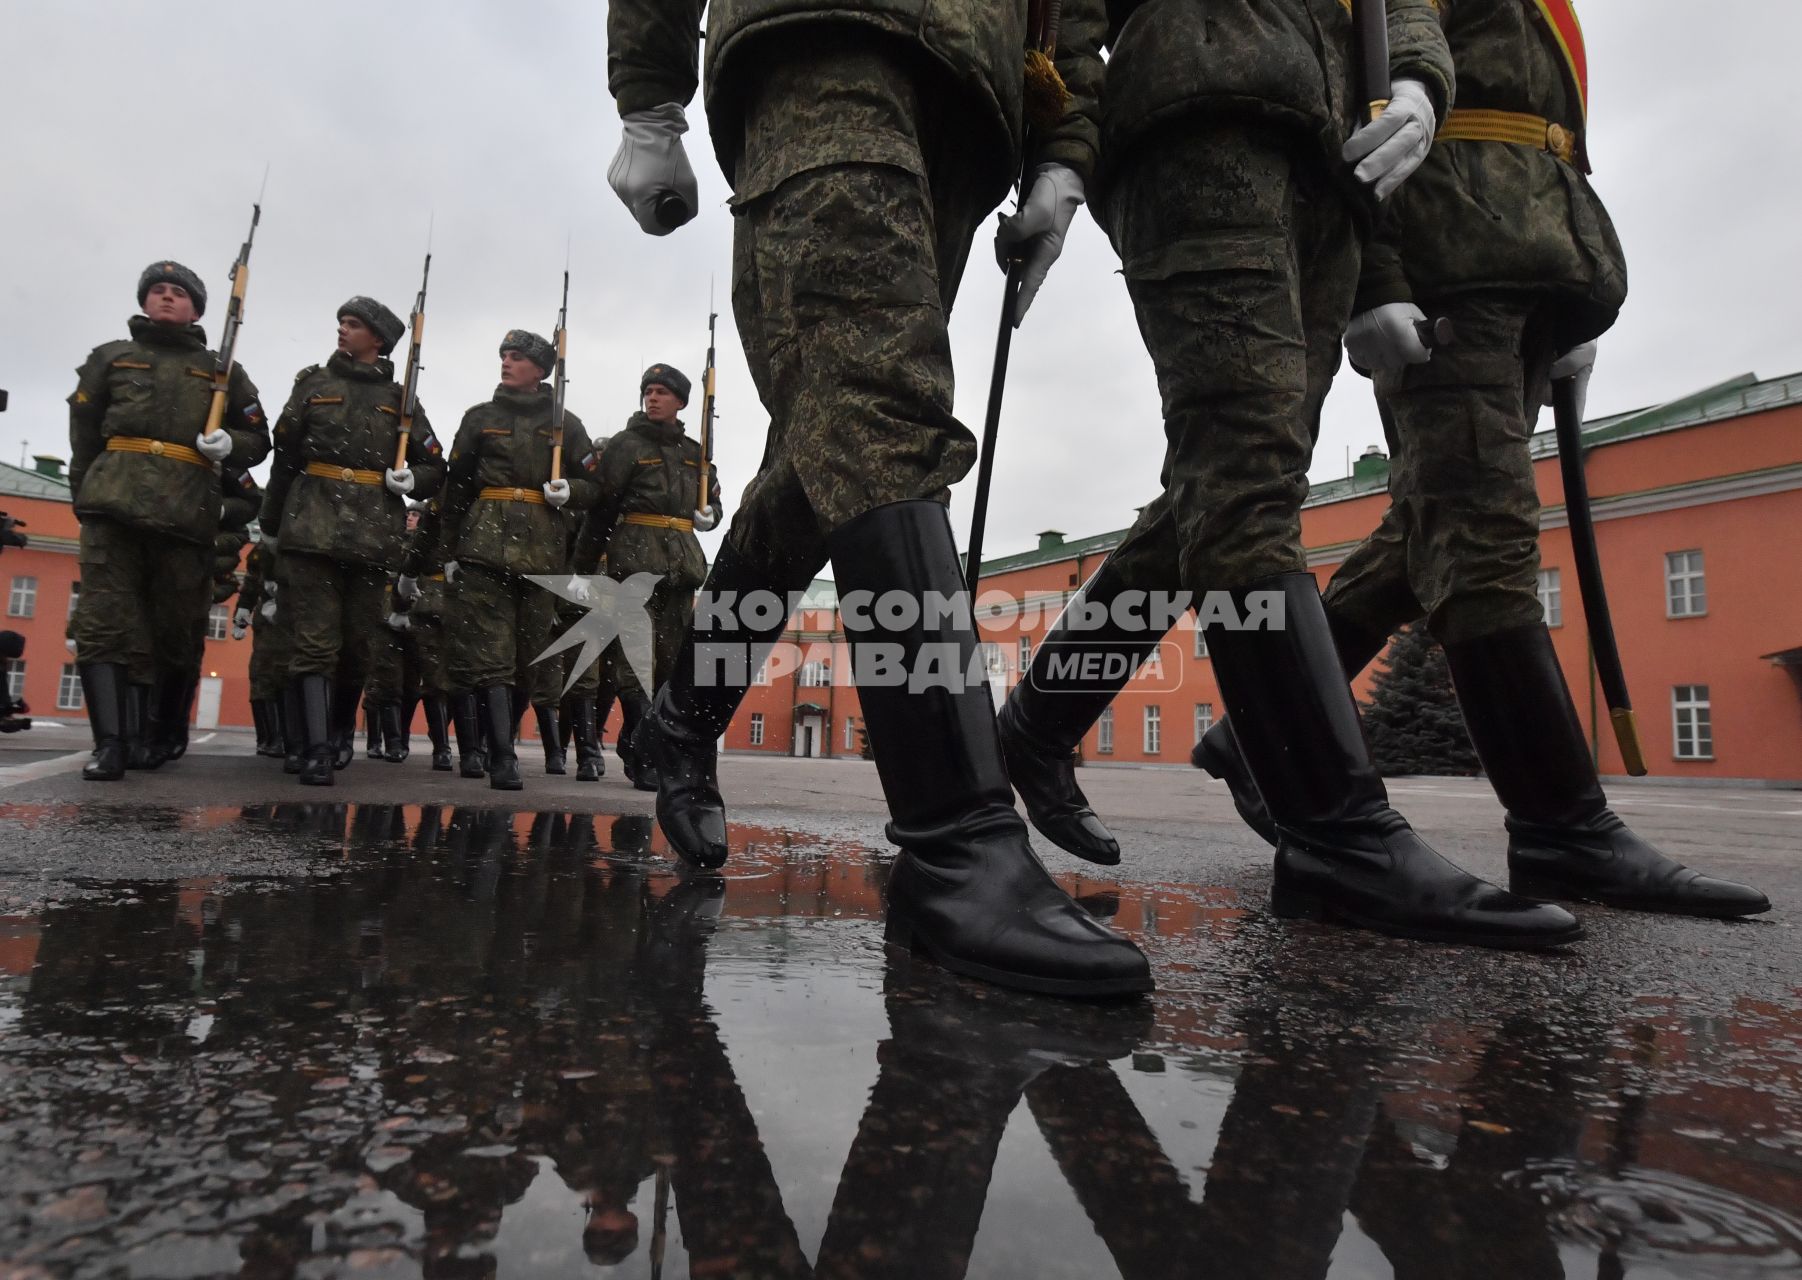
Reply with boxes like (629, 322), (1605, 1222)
(1, 724), (1799, 1279)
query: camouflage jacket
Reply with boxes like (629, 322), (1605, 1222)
(1355, 0), (1626, 348)
(237, 543), (273, 614)
(1098, 0), (1454, 196)
(607, 0), (1109, 208)
(260, 353), (445, 568)
(418, 386), (598, 578)
(67, 316), (269, 545)
(574, 412), (722, 590)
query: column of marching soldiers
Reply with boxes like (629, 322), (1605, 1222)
(66, 260), (719, 792)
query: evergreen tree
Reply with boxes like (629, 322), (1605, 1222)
(1360, 625), (1482, 777)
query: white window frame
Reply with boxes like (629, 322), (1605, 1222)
(206, 603), (231, 641)
(1665, 550), (1707, 618)
(67, 581), (81, 619)
(4, 659), (24, 701)
(1097, 707), (1114, 755)
(1194, 702), (1214, 745)
(752, 658), (772, 686)
(1143, 705), (1161, 755)
(57, 664), (84, 711)
(1672, 685), (1713, 760)
(749, 712), (765, 747)
(801, 660), (828, 688)
(1018, 636), (1032, 672)
(8, 576), (37, 619)
(844, 717), (856, 751)
(1193, 626), (1208, 659)
(1536, 567), (1562, 628)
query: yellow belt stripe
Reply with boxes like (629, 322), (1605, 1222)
(105, 436), (208, 467)
(304, 461), (385, 485)
(622, 512), (694, 532)
(478, 485), (547, 506)
(1437, 109), (1577, 164)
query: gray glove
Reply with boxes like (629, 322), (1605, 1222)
(385, 466), (415, 497)
(543, 479), (571, 509)
(1544, 341), (1598, 418)
(385, 610), (411, 632)
(1343, 79), (1436, 201)
(443, 560), (460, 584)
(259, 599), (278, 622)
(692, 504), (719, 532)
(395, 575), (422, 604)
(195, 430), (233, 462)
(608, 103), (698, 236)
(995, 163), (1085, 326)
(1345, 303), (1433, 373)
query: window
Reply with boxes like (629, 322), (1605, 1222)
(1672, 685), (1713, 760)
(1193, 627), (1209, 659)
(56, 664), (83, 711)
(4, 659), (23, 701)
(206, 603), (231, 641)
(1143, 705), (1162, 755)
(801, 660), (830, 688)
(753, 658), (771, 686)
(1097, 707), (1114, 755)
(1536, 568), (1562, 628)
(8, 576), (37, 618)
(981, 642), (1007, 682)
(1194, 702), (1214, 744)
(749, 713), (765, 747)
(844, 716), (856, 751)
(67, 581), (81, 619)
(1018, 636), (1032, 672)
(1666, 550), (1706, 618)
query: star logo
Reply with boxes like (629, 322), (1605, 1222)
(527, 572), (664, 696)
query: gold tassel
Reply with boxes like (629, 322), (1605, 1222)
(1023, 49), (1071, 133)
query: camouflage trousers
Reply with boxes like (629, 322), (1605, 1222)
(247, 615), (292, 702)
(1100, 123), (1362, 595)
(280, 552), (388, 684)
(536, 604), (602, 705)
(71, 517), (213, 671)
(596, 581), (694, 707)
(368, 614), (449, 701)
(448, 565), (554, 694)
(1323, 292), (1559, 646)
(722, 36), (992, 574)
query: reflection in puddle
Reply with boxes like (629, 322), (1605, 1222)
(0, 802), (1798, 1278)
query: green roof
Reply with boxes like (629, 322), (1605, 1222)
(0, 459), (72, 502)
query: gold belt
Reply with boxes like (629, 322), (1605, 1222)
(105, 436), (208, 468)
(1437, 109), (1577, 165)
(622, 512), (694, 532)
(479, 485), (546, 506)
(305, 461), (384, 485)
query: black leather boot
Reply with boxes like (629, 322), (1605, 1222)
(481, 685), (522, 791)
(424, 694), (453, 772)
(299, 674), (335, 786)
(381, 703), (408, 763)
(79, 663), (128, 781)
(634, 536), (818, 866)
(124, 681), (156, 770)
(509, 684), (528, 745)
(453, 690), (486, 777)
(162, 675), (196, 762)
(618, 689), (657, 791)
(1446, 625), (1770, 918)
(833, 500), (1152, 998)
(1191, 612), (1388, 848)
(363, 701), (384, 760)
(997, 554), (1169, 866)
(251, 699), (283, 757)
(330, 684), (361, 770)
(1208, 574), (1581, 950)
(536, 705), (566, 775)
(570, 697), (603, 781)
(281, 683), (305, 774)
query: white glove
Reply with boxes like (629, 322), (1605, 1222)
(1549, 340), (1598, 382)
(1345, 303), (1433, 373)
(195, 430), (234, 462)
(65, 638), (77, 656)
(995, 163), (1085, 326)
(565, 575), (596, 607)
(385, 467), (415, 497)
(230, 623), (247, 641)
(692, 504), (719, 532)
(543, 479), (571, 508)
(233, 606), (253, 629)
(443, 560), (460, 584)
(259, 599), (278, 622)
(395, 575), (422, 604)
(385, 610), (412, 631)
(608, 103), (698, 236)
(263, 580), (278, 600)
(1343, 79), (1436, 201)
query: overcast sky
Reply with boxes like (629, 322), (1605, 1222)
(3, 2), (1798, 563)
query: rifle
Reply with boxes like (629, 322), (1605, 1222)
(394, 250), (432, 471)
(1552, 370), (1646, 775)
(551, 268), (570, 483)
(202, 183), (265, 440)
(1352, 0), (1391, 124)
(698, 290), (718, 511)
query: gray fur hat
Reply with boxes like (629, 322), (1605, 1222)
(500, 329), (556, 377)
(138, 261), (208, 316)
(337, 296), (405, 356)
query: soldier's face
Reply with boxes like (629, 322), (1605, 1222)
(337, 315), (384, 363)
(142, 282), (197, 327)
(499, 349), (541, 390)
(642, 384), (682, 422)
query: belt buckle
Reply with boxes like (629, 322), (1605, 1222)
(1545, 122), (1571, 162)
(513, 487), (526, 502)
(149, 440), (166, 456)
(340, 467), (356, 482)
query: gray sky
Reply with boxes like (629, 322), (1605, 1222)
(3, 2), (1798, 562)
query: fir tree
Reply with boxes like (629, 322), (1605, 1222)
(1360, 625), (1482, 777)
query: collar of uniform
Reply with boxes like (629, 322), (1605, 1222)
(128, 314), (208, 350)
(626, 409), (685, 443)
(491, 383), (553, 415)
(326, 350), (397, 383)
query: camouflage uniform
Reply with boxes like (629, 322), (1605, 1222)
(67, 314), (267, 671)
(260, 352), (443, 683)
(1322, 0), (1628, 645)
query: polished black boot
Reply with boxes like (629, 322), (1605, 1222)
(299, 674), (335, 786)
(1191, 612), (1388, 848)
(281, 683), (305, 774)
(251, 699), (285, 757)
(509, 685), (528, 745)
(536, 704), (566, 775)
(424, 694), (453, 771)
(381, 703), (408, 763)
(997, 554), (1170, 866)
(1208, 574), (1580, 950)
(834, 501), (1152, 997)
(124, 681), (156, 770)
(618, 689), (657, 791)
(570, 697), (603, 782)
(162, 676), (196, 761)
(330, 684), (361, 770)
(363, 700), (384, 760)
(453, 690), (487, 777)
(1447, 625), (1770, 918)
(481, 685), (522, 791)
(79, 663), (128, 781)
(635, 537), (819, 867)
